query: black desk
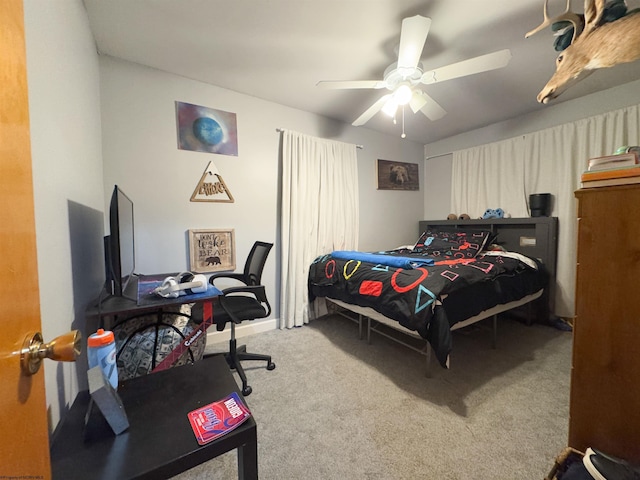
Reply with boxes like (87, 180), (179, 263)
(51, 355), (258, 480)
(86, 275), (222, 373)
(87, 274), (221, 321)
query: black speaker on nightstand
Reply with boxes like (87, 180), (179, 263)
(529, 193), (552, 217)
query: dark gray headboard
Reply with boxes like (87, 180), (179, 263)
(418, 217), (558, 310)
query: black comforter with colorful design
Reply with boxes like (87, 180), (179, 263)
(308, 237), (546, 368)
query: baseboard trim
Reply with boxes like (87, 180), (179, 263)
(205, 318), (278, 345)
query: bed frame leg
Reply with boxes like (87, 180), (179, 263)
(358, 314), (363, 340)
(526, 301), (534, 326)
(367, 317), (371, 344)
(492, 314), (498, 349)
(425, 343), (432, 378)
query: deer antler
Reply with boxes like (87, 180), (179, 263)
(525, 0), (584, 42)
(583, 0), (606, 33)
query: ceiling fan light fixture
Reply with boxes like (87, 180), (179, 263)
(394, 84), (413, 105)
(381, 98), (399, 117)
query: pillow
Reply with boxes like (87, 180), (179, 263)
(413, 229), (491, 259)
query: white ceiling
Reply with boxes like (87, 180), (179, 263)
(82, 0), (640, 145)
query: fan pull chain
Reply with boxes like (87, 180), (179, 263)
(401, 105), (406, 139)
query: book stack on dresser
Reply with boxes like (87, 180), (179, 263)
(581, 148), (640, 188)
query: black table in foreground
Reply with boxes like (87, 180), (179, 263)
(51, 355), (257, 480)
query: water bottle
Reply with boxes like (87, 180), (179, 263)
(87, 328), (118, 389)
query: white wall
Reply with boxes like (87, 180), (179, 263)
(423, 78), (640, 215)
(24, 0), (105, 429)
(99, 56), (426, 324)
(422, 153), (453, 221)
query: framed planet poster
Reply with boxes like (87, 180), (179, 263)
(176, 101), (238, 156)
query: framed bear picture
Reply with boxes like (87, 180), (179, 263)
(376, 159), (419, 191)
(188, 229), (236, 273)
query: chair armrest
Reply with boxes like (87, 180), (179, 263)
(221, 285), (268, 302)
(218, 285), (272, 323)
(208, 272), (246, 288)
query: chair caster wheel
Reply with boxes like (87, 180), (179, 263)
(242, 386), (252, 396)
(267, 362), (276, 371)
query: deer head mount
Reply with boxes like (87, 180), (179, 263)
(526, 0), (640, 104)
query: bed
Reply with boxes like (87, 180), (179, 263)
(308, 217), (558, 372)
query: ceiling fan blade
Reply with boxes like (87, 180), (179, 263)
(412, 91), (447, 121)
(352, 94), (392, 126)
(397, 15), (431, 70)
(408, 90), (428, 113)
(420, 49), (512, 85)
(316, 80), (387, 90)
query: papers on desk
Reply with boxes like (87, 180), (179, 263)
(187, 392), (252, 445)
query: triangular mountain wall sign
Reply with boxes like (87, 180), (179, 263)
(191, 161), (234, 203)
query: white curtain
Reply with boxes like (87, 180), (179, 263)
(280, 130), (359, 329)
(452, 104), (640, 318)
(452, 137), (528, 218)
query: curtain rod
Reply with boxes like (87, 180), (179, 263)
(275, 128), (363, 149)
(425, 152), (453, 160)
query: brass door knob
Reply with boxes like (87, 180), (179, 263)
(20, 330), (82, 375)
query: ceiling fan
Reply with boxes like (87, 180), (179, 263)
(317, 15), (512, 128)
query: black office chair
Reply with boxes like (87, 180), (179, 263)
(207, 241), (275, 396)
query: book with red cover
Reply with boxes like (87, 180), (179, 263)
(187, 392), (251, 445)
(581, 164), (640, 182)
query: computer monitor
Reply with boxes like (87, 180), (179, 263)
(104, 185), (135, 297)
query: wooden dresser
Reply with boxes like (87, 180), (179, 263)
(570, 185), (640, 462)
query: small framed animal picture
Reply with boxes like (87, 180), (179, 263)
(188, 229), (236, 273)
(376, 159), (419, 191)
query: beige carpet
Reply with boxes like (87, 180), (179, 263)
(173, 314), (572, 480)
